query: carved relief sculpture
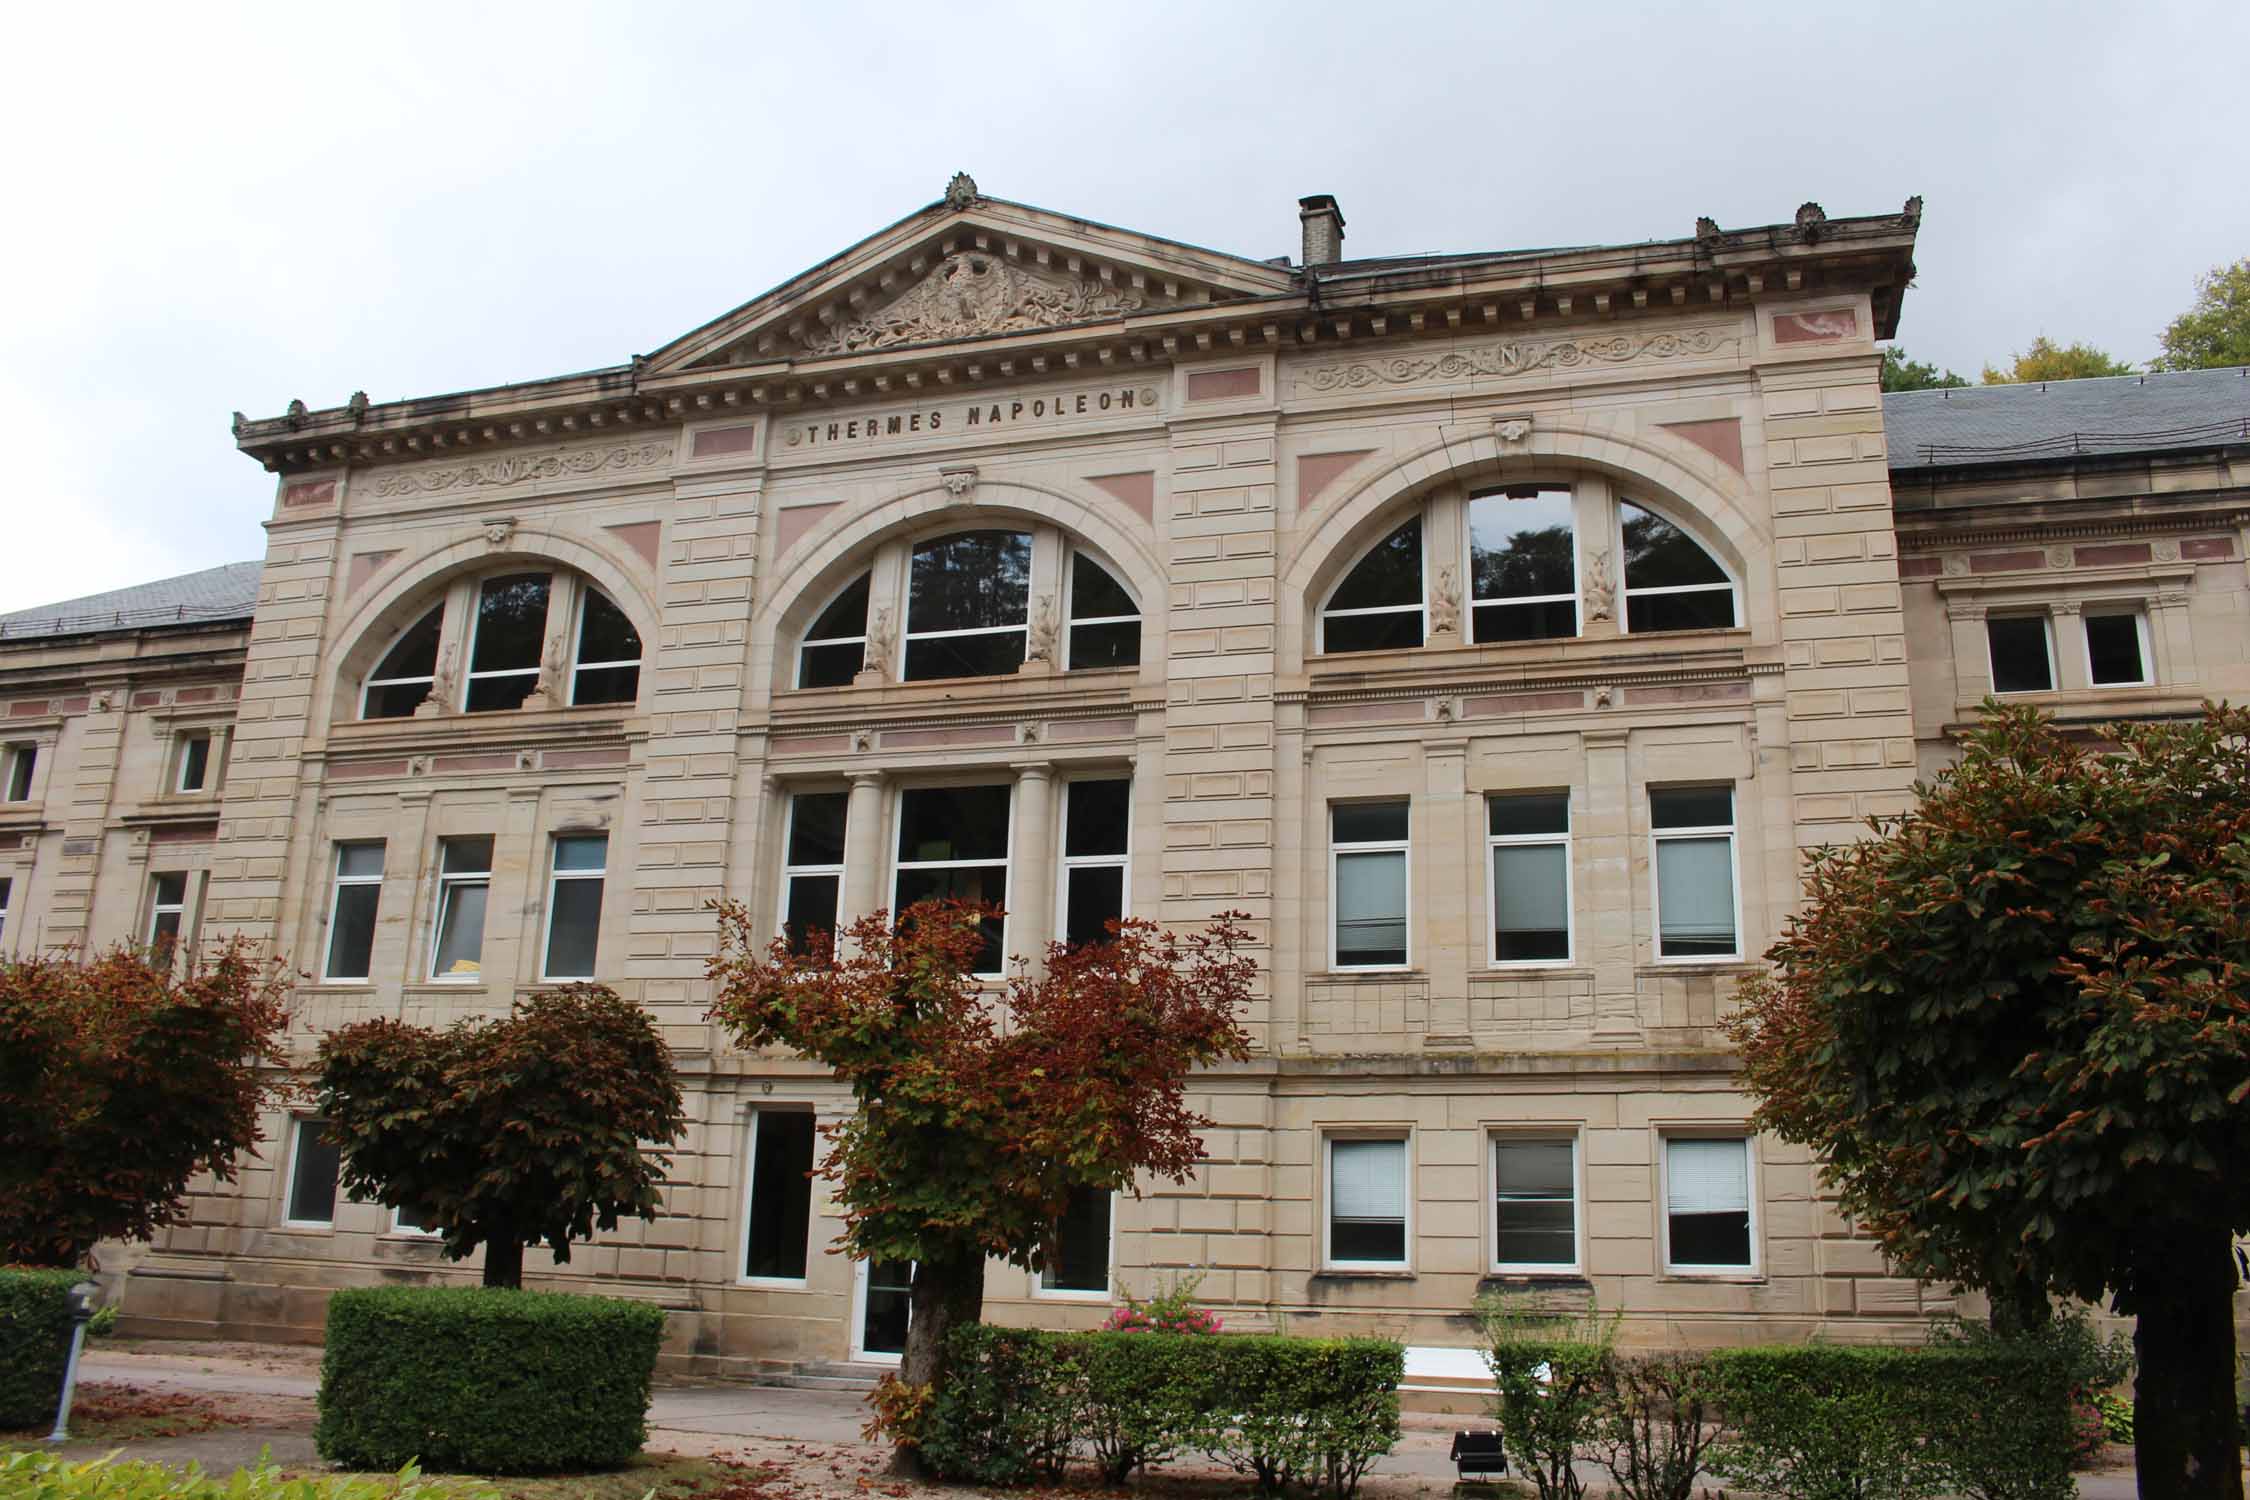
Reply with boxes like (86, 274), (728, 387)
(1295, 328), (1740, 394)
(371, 444), (672, 500)
(857, 606), (896, 684)
(525, 630), (568, 708)
(803, 253), (1150, 356)
(1584, 548), (1616, 622)
(418, 642), (458, 717)
(1025, 594), (1059, 664)
(1429, 567), (1462, 637)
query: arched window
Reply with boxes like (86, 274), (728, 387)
(362, 606), (443, 719)
(788, 526), (1141, 688)
(1320, 518), (1424, 654)
(1314, 481), (1736, 657)
(358, 570), (643, 720)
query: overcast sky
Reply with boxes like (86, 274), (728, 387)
(4, 0), (2244, 612)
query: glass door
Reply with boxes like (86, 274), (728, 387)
(854, 1258), (913, 1361)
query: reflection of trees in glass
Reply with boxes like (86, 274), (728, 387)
(470, 575), (551, 671)
(1328, 519), (1421, 610)
(1622, 506), (1726, 589)
(909, 532), (1031, 632)
(1472, 524), (1574, 600)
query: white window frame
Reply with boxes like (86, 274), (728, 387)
(1659, 1132), (1761, 1277)
(1615, 496), (1739, 634)
(322, 842), (386, 984)
(540, 833), (608, 982)
(2082, 606), (2153, 688)
(1486, 792), (1573, 969)
(1056, 776), (1132, 945)
(1322, 1132), (1413, 1272)
(3, 742), (37, 802)
(736, 1106), (817, 1288)
(1318, 519), (1427, 654)
(1649, 786), (1742, 965)
(280, 1116), (341, 1229)
(174, 731), (214, 794)
(796, 574), (871, 689)
(0, 874), (14, 949)
(901, 531), (1033, 682)
(360, 605), (444, 720)
(146, 871), (189, 951)
(1465, 485), (1581, 643)
(779, 791), (849, 949)
(1329, 800), (1412, 972)
(567, 587), (643, 707)
(1063, 551), (1142, 671)
(461, 572), (553, 711)
(1035, 1186), (1117, 1300)
(891, 781), (1015, 979)
(1984, 611), (2057, 695)
(427, 837), (493, 984)
(388, 1203), (441, 1238)
(1489, 1132), (1583, 1276)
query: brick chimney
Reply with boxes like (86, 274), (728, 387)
(1299, 194), (1345, 267)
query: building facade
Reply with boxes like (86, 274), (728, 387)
(5, 181), (2241, 1371)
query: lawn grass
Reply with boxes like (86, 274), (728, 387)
(312, 1454), (785, 1499)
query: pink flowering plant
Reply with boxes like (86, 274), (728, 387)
(1103, 1268), (1223, 1334)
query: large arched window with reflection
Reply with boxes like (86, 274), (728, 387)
(1621, 501), (1736, 632)
(1319, 518), (1424, 654)
(904, 531), (1032, 680)
(362, 606), (443, 718)
(358, 570), (642, 720)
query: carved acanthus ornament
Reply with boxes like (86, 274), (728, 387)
(802, 252), (1152, 356)
(1294, 328), (1740, 394)
(940, 465), (978, 499)
(370, 443), (672, 499)
(1583, 549), (1616, 622)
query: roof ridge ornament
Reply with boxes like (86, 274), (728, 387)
(945, 172), (979, 211)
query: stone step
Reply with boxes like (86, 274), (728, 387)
(764, 1360), (890, 1390)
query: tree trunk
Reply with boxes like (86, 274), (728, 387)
(2132, 1222), (2244, 1500)
(887, 1253), (986, 1478)
(481, 1234), (525, 1289)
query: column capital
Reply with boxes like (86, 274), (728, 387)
(849, 769), (887, 790)
(1010, 758), (1057, 780)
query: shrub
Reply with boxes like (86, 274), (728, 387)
(2091, 1390), (2133, 1445)
(918, 1325), (1086, 1484)
(1926, 1311), (2132, 1498)
(314, 1285), (663, 1474)
(1102, 1268), (1224, 1334)
(0, 1267), (81, 1428)
(0, 1449), (492, 1497)
(1475, 1291), (1621, 1500)
(1078, 1326), (1213, 1480)
(1591, 1350), (1726, 1500)
(1202, 1336), (1403, 1498)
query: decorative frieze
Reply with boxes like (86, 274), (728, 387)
(367, 442), (673, 499)
(802, 252), (1156, 356)
(1292, 328), (1741, 394)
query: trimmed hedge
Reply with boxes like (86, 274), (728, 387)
(920, 1325), (1402, 1497)
(0, 1267), (82, 1429)
(314, 1286), (664, 1474)
(0, 1449), (490, 1498)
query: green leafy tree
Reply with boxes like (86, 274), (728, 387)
(1727, 703), (2250, 1500)
(0, 940), (293, 1267)
(1880, 346), (1970, 392)
(315, 984), (686, 1289)
(1979, 336), (2136, 384)
(706, 900), (1254, 1470)
(2151, 258), (2250, 371)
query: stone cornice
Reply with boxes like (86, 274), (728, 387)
(1290, 656), (1776, 709)
(1896, 506), (2250, 550)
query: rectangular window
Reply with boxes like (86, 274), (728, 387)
(570, 588), (642, 706)
(1469, 486), (1578, 642)
(1060, 778), (1130, 946)
(464, 573), (552, 712)
(1492, 1136), (1579, 1271)
(2084, 610), (2150, 687)
(0, 875), (12, 947)
(1331, 801), (1409, 969)
(894, 784), (1012, 975)
(1040, 1186), (1113, 1295)
(147, 872), (188, 958)
(1326, 1136), (1409, 1268)
(324, 843), (385, 982)
(390, 1202), (440, 1236)
(429, 836), (493, 981)
(781, 792), (848, 956)
(175, 733), (213, 793)
(1488, 793), (1571, 964)
(542, 834), (607, 980)
(1986, 614), (2055, 694)
(284, 1118), (342, 1227)
(1665, 1137), (1755, 1272)
(742, 1109), (816, 1281)
(3, 744), (34, 802)
(1651, 787), (1738, 960)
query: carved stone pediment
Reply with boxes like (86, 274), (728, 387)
(803, 251), (1156, 356)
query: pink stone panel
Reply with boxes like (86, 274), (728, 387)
(11, 701), (50, 717)
(776, 503), (842, 555)
(1771, 309), (1859, 344)
(606, 521), (662, 568)
(2073, 543), (2152, 567)
(348, 551), (399, 597)
(281, 479), (337, 508)
(434, 752), (518, 773)
(330, 758), (409, 780)
(150, 822), (218, 845)
(1896, 556), (1943, 578)
(1628, 682), (1751, 706)
(58, 697), (90, 713)
(130, 691), (163, 708)
(1306, 702), (1421, 727)
(1462, 691), (1584, 717)
(545, 747), (632, 769)
(768, 735), (851, 757)
(2183, 537), (2235, 561)
(1969, 550), (2043, 574)
(691, 424), (760, 458)
(1053, 717), (1137, 741)
(1186, 367), (1261, 402)
(1298, 451), (1374, 513)
(1660, 418), (1746, 475)
(881, 725), (1017, 749)
(1089, 472), (1156, 524)
(176, 687), (217, 703)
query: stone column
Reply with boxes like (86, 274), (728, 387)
(1580, 727), (1642, 1043)
(1420, 738), (1471, 1045)
(2049, 601), (2088, 691)
(839, 771), (887, 931)
(1010, 761), (1056, 969)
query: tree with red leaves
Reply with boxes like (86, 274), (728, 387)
(707, 900), (1254, 1467)
(0, 939), (293, 1267)
(1728, 703), (2250, 1500)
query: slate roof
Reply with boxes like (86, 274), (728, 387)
(0, 560), (264, 642)
(1885, 366), (2250, 471)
